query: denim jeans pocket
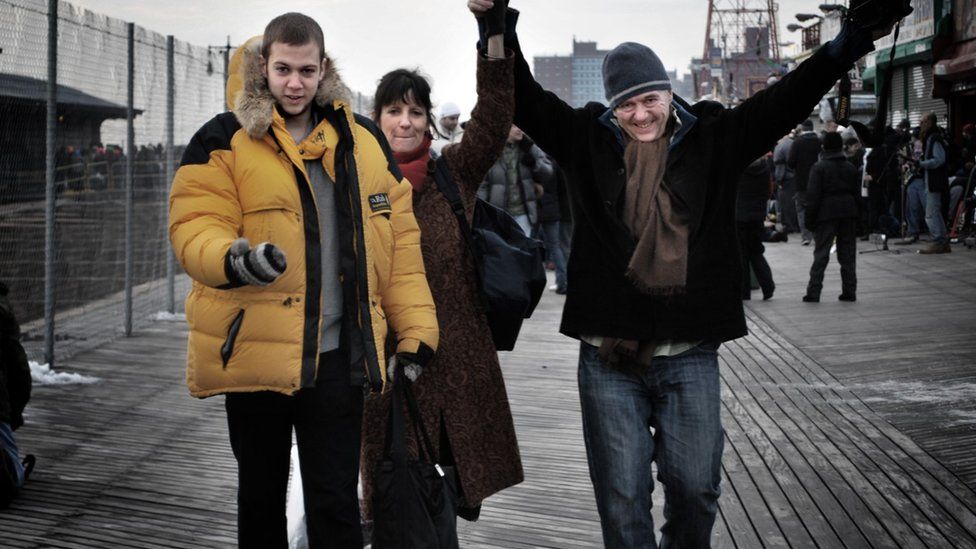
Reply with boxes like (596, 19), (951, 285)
(696, 340), (721, 353)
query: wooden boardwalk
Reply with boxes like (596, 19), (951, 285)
(2, 238), (975, 548)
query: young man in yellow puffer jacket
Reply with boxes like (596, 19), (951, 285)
(169, 12), (438, 548)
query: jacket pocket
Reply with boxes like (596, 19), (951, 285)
(221, 309), (246, 368)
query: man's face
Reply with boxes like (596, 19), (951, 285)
(613, 90), (673, 142)
(920, 117), (933, 134)
(440, 115), (459, 133)
(379, 94), (429, 153)
(262, 41), (326, 118)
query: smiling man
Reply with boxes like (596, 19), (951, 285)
(169, 12), (437, 548)
(470, 0), (906, 546)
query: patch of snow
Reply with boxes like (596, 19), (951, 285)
(947, 410), (976, 427)
(858, 381), (976, 405)
(29, 361), (99, 386)
(152, 311), (186, 321)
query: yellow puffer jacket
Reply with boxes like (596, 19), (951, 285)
(170, 37), (437, 398)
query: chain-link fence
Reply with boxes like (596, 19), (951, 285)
(0, 0), (231, 364)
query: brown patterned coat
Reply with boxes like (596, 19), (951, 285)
(361, 52), (523, 514)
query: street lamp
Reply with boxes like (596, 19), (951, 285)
(795, 13), (823, 22)
(819, 4), (847, 13)
(787, 23), (805, 32)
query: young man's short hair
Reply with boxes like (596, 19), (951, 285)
(262, 12), (326, 60)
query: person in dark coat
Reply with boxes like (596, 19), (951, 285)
(0, 282), (34, 508)
(537, 154), (568, 293)
(469, 1), (901, 546)
(736, 156), (776, 300)
(803, 132), (861, 302)
(361, 12), (523, 521)
(788, 119), (822, 244)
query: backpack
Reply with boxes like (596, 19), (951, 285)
(431, 156), (546, 351)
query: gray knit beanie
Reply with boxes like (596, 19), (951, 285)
(603, 42), (671, 109)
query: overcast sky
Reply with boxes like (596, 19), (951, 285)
(66, 0), (825, 117)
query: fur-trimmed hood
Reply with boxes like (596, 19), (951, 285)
(228, 36), (353, 139)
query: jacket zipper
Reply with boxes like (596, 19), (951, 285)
(221, 309), (246, 369)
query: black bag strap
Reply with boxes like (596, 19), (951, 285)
(383, 365), (439, 467)
(430, 156), (489, 311)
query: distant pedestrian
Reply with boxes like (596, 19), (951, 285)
(537, 154), (569, 293)
(894, 131), (927, 245)
(916, 113), (951, 254)
(478, 125), (553, 235)
(736, 157), (776, 300)
(431, 101), (464, 155)
(773, 129), (799, 233)
(789, 119), (822, 245)
(803, 132), (860, 302)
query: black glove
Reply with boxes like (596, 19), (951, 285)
(847, 0), (912, 36)
(387, 352), (423, 383)
(483, 0), (509, 38)
(226, 237), (287, 286)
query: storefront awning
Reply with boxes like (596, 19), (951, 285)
(861, 65), (876, 83)
(934, 39), (976, 81)
(873, 37), (934, 69)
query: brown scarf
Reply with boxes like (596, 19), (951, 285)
(393, 133), (433, 192)
(598, 117), (691, 371)
(621, 135), (689, 296)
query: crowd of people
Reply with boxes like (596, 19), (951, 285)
(772, 116), (975, 252)
(5, 1), (958, 548)
(750, 111), (976, 303)
(162, 2), (924, 548)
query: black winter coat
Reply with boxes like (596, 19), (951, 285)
(736, 157), (772, 223)
(0, 284), (30, 431)
(805, 151), (861, 227)
(538, 155), (562, 224)
(507, 31), (855, 343)
(789, 132), (822, 192)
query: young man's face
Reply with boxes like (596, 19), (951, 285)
(613, 90), (673, 143)
(262, 41), (326, 119)
(440, 115), (459, 133)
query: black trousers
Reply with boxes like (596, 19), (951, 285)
(736, 221), (775, 298)
(225, 350), (364, 549)
(806, 218), (857, 298)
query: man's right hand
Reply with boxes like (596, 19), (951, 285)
(227, 238), (287, 286)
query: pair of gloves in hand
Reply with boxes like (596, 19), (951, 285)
(227, 238), (287, 286)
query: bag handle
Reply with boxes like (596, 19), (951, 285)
(383, 365), (440, 469)
(430, 156), (489, 312)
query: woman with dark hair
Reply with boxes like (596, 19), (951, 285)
(359, 6), (523, 521)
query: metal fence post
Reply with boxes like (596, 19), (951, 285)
(43, 0), (58, 366)
(165, 35), (175, 314)
(124, 22), (134, 336)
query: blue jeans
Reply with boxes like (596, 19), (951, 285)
(539, 221), (567, 290)
(925, 190), (947, 244)
(0, 422), (24, 489)
(578, 342), (724, 549)
(905, 178), (926, 237)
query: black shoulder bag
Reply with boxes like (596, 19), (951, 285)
(431, 155), (546, 351)
(371, 372), (460, 549)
